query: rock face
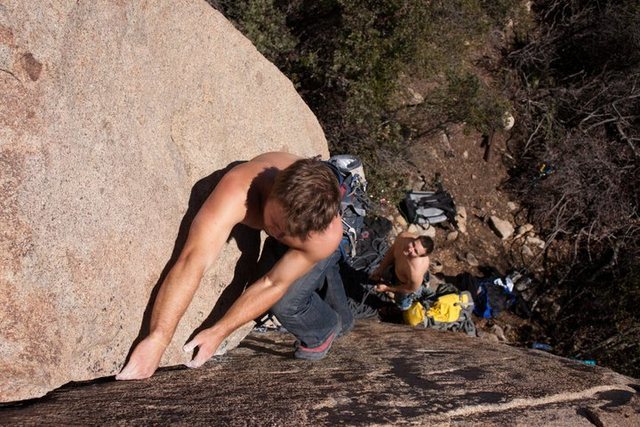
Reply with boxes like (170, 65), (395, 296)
(489, 215), (515, 240)
(455, 206), (467, 234)
(1, 320), (638, 425)
(0, 0), (327, 402)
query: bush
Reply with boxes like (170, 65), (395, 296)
(506, 0), (640, 377)
(211, 0), (522, 201)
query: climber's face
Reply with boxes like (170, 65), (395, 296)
(263, 198), (288, 241)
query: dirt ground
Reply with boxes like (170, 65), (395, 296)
(371, 122), (548, 345)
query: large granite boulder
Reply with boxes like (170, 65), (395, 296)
(0, 0), (327, 402)
(2, 320), (639, 425)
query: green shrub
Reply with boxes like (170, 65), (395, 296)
(211, 0), (521, 200)
(505, 0), (640, 376)
(208, 0), (297, 63)
(430, 71), (509, 134)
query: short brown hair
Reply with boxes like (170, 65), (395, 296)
(416, 236), (434, 256)
(270, 158), (340, 239)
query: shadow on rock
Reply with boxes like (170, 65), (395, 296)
(123, 161), (261, 363)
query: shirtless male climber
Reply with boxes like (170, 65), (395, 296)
(369, 231), (434, 310)
(117, 152), (354, 380)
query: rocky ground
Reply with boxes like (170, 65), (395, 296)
(370, 121), (551, 348)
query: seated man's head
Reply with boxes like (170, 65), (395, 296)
(404, 235), (434, 258)
(264, 158), (341, 240)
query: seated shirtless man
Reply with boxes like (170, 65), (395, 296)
(369, 232), (434, 310)
(117, 152), (353, 380)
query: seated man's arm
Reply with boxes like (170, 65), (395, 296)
(116, 177), (246, 380)
(370, 241), (396, 281)
(375, 264), (427, 294)
(375, 278), (422, 294)
(182, 246), (331, 368)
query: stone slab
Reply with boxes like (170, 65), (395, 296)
(0, 0), (327, 402)
(1, 320), (638, 425)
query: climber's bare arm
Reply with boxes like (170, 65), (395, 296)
(182, 214), (342, 368)
(182, 248), (322, 367)
(116, 175), (247, 380)
(375, 280), (421, 294)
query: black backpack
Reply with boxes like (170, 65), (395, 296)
(399, 185), (458, 228)
(341, 216), (394, 319)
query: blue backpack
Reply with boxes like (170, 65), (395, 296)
(473, 276), (517, 318)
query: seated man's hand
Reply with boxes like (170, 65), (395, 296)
(374, 283), (391, 293)
(116, 334), (168, 380)
(182, 327), (224, 369)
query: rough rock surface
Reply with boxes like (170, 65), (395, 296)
(1, 320), (638, 425)
(455, 206), (467, 234)
(489, 215), (515, 240)
(0, 0), (327, 402)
